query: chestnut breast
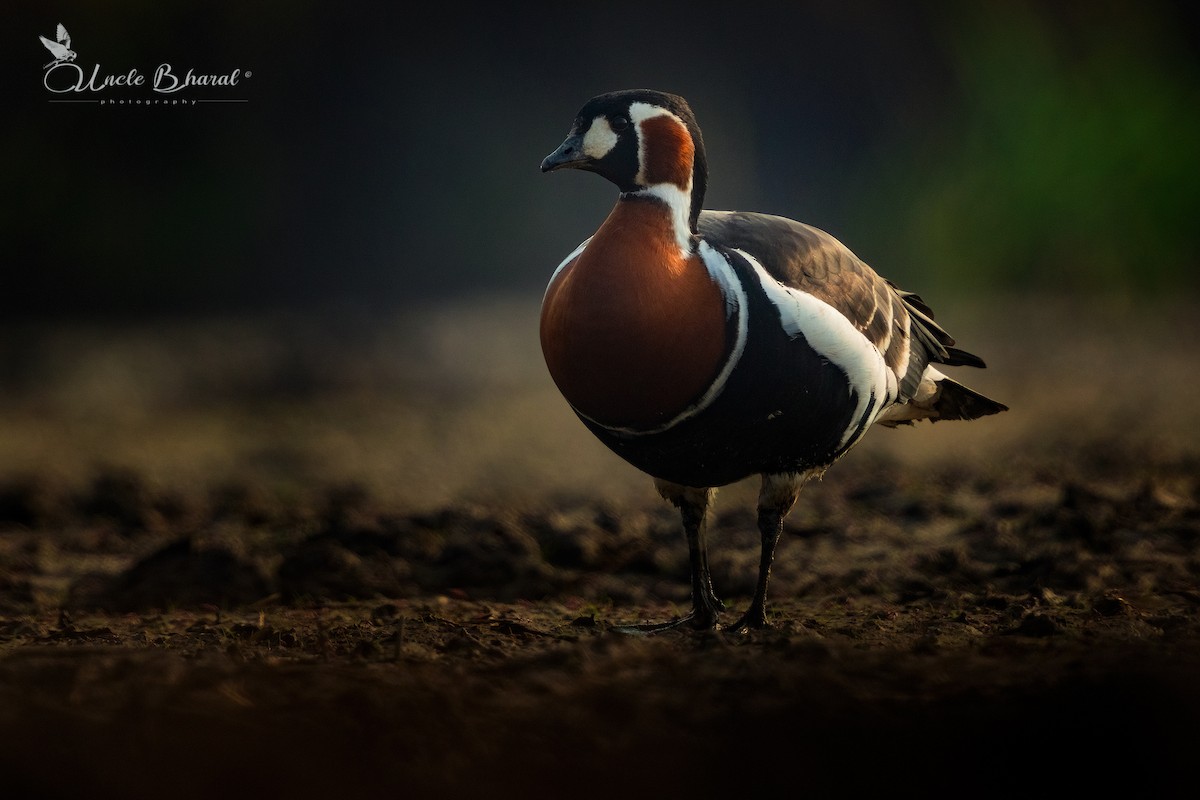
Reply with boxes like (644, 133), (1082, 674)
(540, 200), (729, 428)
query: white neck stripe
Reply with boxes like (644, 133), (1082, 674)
(625, 102), (695, 255)
(624, 183), (694, 255)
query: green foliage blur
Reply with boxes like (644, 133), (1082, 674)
(853, 3), (1200, 295)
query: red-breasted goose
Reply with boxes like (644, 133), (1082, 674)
(540, 89), (1007, 632)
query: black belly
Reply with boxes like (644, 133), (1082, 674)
(578, 248), (863, 488)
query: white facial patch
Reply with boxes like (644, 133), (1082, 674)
(581, 116), (618, 159)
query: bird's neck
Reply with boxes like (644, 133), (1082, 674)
(621, 182), (696, 257)
(624, 106), (709, 241)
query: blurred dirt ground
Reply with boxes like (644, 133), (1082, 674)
(1, 293), (1199, 797)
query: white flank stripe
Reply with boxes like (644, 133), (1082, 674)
(698, 240), (744, 321)
(736, 249), (895, 447)
(583, 242), (748, 437)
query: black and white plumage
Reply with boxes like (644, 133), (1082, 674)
(540, 89), (1006, 631)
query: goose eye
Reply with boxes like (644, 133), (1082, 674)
(610, 115), (630, 132)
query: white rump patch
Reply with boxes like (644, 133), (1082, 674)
(874, 366), (945, 426)
(582, 116), (618, 159)
(737, 249), (897, 447)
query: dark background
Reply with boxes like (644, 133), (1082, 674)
(2, 9), (1199, 795)
(6, 0), (1199, 320)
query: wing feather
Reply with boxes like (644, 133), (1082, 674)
(39, 36), (68, 58)
(698, 210), (986, 404)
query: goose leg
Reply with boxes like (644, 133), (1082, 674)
(725, 506), (786, 631)
(724, 471), (812, 632)
(616, 482), (722, 633)
(681, 488), (725, 624)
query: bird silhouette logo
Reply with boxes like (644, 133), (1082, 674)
(39, 24), (76, 69)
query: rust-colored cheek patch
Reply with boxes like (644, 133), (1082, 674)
(640, 115), (694, 189)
